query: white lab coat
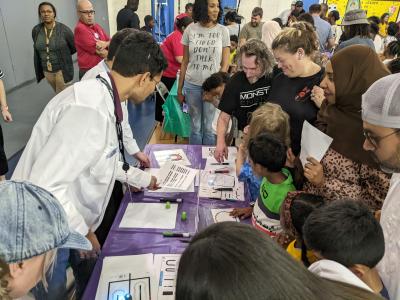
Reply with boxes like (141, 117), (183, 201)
(377, 173), (400, 300)
(12, 73), (151, 235)
(82, 60), (140, 155)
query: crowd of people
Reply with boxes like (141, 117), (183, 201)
(1, 0), (400, 299)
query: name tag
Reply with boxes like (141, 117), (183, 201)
(106, 147), (118, 159)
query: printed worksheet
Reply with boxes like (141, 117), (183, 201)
(154, 254), (182, 300)
(211, 209), (239, 223)
(145, 168), (194, 193)
(158, 162), (197, 191)
(202, 146), (238, 160)
(153, 149), (191, 167)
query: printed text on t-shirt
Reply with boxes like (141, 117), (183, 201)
(239, 87), (270, 107)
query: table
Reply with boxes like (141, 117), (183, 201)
(83, 144), (249, 299)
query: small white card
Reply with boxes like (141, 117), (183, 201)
(211, 209), (239, 223)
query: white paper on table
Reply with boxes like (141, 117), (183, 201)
(154, 254), (181, 300)
(95, 254), (157, 300)
(211, 209), (239, 223)
(145, 168), (194, 193)
(158, 162), (197, 191)
(299, 121), (333, 167)
(201, 146), (238, 161)
(119, 202), (178, 229)
(153, 149), (191, 167)
(198, 171), (245, 201)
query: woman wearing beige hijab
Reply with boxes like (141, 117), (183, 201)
(261, 20), (281, 49)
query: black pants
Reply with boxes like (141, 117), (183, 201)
(95, 180), (124, 246)
(155, 76), (176, 123)
(0, 123), (8, 176)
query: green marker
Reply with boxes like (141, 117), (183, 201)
(163, 231), (190, 238)
(165, 201), (171, 209)
(181, 211), (187, 221)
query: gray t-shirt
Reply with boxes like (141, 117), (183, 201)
(313, 16), (333, 52)
(182, 22), (230, 86)
(239, 22), (264, 41)
(336, 36), (376, 52)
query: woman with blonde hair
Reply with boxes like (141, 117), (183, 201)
(268, 21), (324, 156)
(0, 181), (91, 299)
(231, 102), (291, 217)
(261, 20), (281, 50)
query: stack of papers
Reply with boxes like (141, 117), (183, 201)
(157, 162), (197, 191)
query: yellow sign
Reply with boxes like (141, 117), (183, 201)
(328, 0), (400, 22)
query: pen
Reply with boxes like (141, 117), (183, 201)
(210, 162), (230, 165)
(163, 231), (191, 238)
(214, 187), (233, 191)
(159, 198), (183, 203)
(213, 170), (230, 174)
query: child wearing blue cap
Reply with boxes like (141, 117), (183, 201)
(0, 181), (91, 299)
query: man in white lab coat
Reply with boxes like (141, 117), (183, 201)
(12, 31), (167, 299)
(362, 73), (400, 300)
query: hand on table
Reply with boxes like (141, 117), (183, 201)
(230, 207), (253, 220)
(214, 141), (228, 163)
(134, 151), (150, 168)
(147, 175), (160, 190)
(304, 157), (325, 187)
(80, 230), (101, 259)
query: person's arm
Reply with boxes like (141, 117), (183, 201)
(171, 33), (184, 64)
(0, 77), (12, 122)
(327, 37), (335, 50)
(238, 25), (248, 47)
(175, 56), (183, 64)
(178, 45), (189, 103)
(214, 111), (230, 162)
(24, 105), (107, 236)
(121, 102), (140, 156)
(235, 142), (246, 177)
(64, 24), (76, 54)
(75, 25), (97, 54)
(220, 47), (230, 72)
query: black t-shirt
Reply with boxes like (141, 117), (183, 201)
(218, 71), (272, 130)
(117, 7), (140, 30)
(267, 68), (324, 155)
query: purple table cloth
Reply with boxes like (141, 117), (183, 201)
(83, 144), (250, 299)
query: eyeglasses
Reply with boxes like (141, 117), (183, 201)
(363, 129), (400, 148)
(79, 10), (95, 15)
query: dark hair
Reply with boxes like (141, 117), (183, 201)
(369, 21), (379, 35)
(367, 16), (380, 25)
(298, 13), (315, 26)
(185, 2), (194, 10)
(309, 4), (321, 14)
(176, 16), (193, 31)
(113, 31), (167, 77)
(248, 133), (287, 172)
(252, 7), (263, 17)
(388, 21), (399, 36)
(38, 2), (56, 19)
(380, 12), (389, 23)
(107, 28), (137, 61)
(388, 57), (400, 73)
(304, 200), (385, 269)
(272, 17), (284, 28)
(230, 34), (238, 43)
(126, 0), (139, 11)
(202, 72), (229, 92)
(176, 222), (383, 300)
(144, 15), (154, 25)
(345, 23), (370, 39)
(224, 10), (242, 24)
(329, 10), (340, 22)
(385, 40), (400, 57)
(290, 194), (325, 267)
(193, 0), (222, 23)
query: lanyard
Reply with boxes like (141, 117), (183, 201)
(44, 23), (55, 54)
(96, 74), (130, 172)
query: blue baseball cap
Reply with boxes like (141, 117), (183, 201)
(0, 181), (92, 263)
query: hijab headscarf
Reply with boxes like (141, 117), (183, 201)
(261, 21), (281, 49)
(323, 45), (390, 168)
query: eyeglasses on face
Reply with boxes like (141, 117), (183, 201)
(363, 129), (400, 148)
(80, 10), (95, 15)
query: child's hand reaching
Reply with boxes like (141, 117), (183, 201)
(230, 207), (253, 220)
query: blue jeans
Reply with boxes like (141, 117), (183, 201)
(183, 82), (216, 145)
(31, 249), (97, 300)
